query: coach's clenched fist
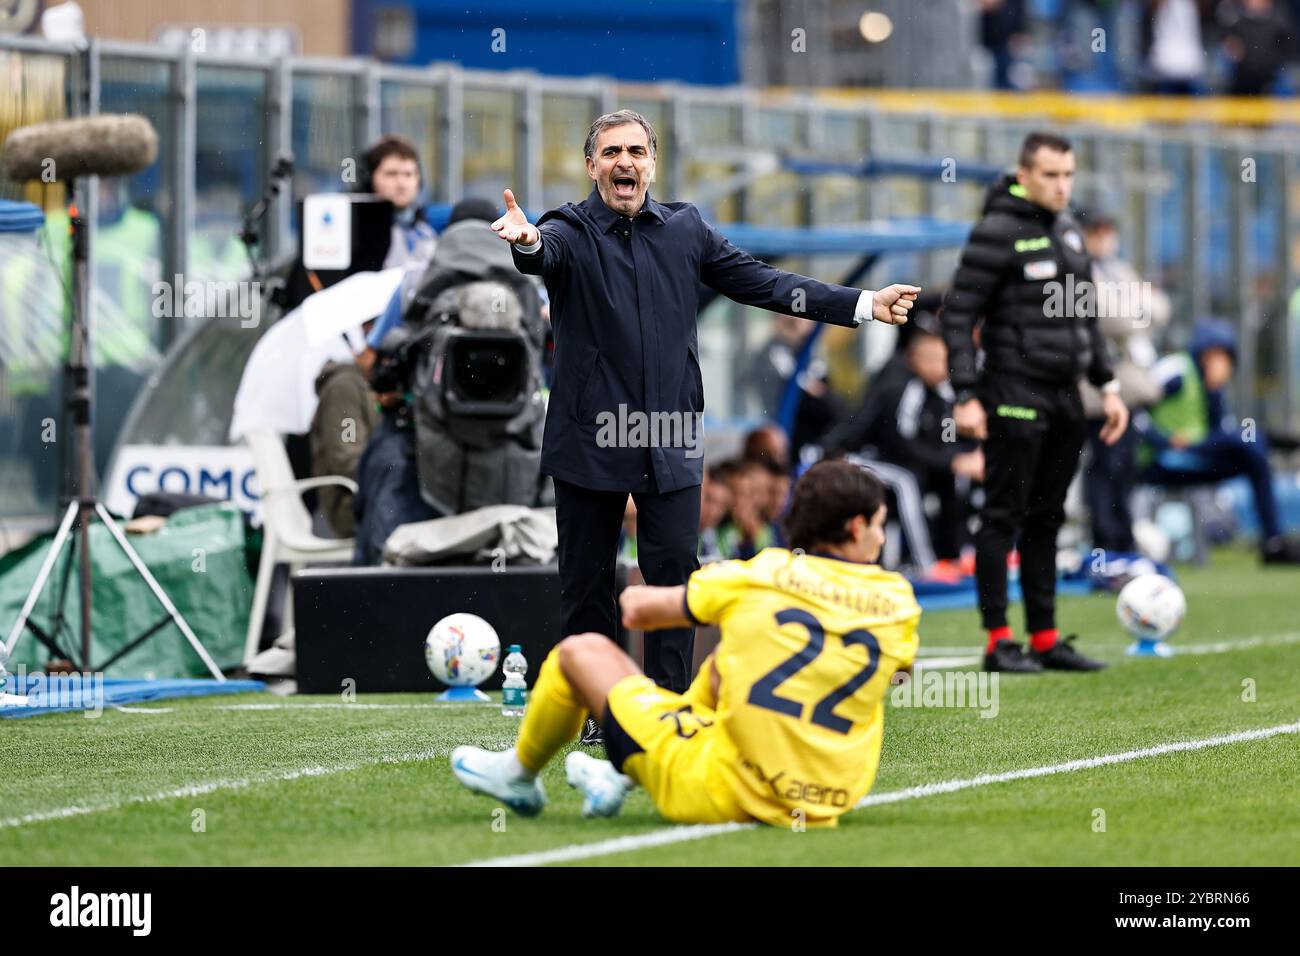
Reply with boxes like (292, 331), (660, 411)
(872, 284), (922, 326)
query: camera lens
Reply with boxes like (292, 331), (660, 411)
(450, 340), (524, 404)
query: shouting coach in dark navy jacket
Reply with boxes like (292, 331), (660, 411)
(493, 109), (920, 722)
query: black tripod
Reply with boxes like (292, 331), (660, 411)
(3, 179), (224, 680)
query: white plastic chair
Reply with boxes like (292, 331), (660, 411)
(243, 429), (357, 665)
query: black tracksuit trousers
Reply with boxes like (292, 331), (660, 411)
(975, 375), (1087, 634)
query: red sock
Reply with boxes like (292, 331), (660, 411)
(986, 625), (1013, 652)
(1030, 628), (1059, 653)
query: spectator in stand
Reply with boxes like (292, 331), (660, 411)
(715, 458), (778, 560)
(743, 422), (791, 472)
(742, 423), (794, 535)
(698, 465), (733, 562)
(750, 454), (792, 540)
(1076, 209), (1170, 554)
(1142, 0), (1212, 94)
(1136, 320), (1300, 564)
(980, 0), (1028, 89)
(1219, 0), (1295, 94)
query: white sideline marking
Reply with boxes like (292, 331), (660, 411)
(1174, 632), (1300, 655)
(113, 706), (174, 714)
(914, 656), (982, 669)
(854, 719), (1300, 806)
(215, 702), (489, 711)
(459, 720), (1300, 867)
(0, 747), (446, 831)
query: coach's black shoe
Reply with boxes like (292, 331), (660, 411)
(1262, 535), (1300, 565)
(1030, 635), (1107, 671)
(579, 716), (605, 747)
(983, 640), (1043, 673)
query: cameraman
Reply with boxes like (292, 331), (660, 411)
(351, 331), (436, 565)
(311, 320), (381, 538)
(361, 134), (438, 272)
(351, 197), (546, 562)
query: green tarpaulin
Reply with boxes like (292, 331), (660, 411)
(0, 503), (252, 678)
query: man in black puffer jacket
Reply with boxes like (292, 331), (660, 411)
(941, 131), (1129, 674)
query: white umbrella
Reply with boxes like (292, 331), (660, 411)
(229, 268), (403, 441)
(300, 267), (404, 347)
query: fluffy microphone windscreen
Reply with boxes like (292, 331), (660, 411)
(2, 114), (159, 182)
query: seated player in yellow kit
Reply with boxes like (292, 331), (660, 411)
(450, 460), (921, 826)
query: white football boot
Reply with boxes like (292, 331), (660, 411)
(565, 750), (634, 818)
(450, 746), (546, 817)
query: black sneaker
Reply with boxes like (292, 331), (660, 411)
(1262, 535), (1300, 565)
(983, 639), (1043, 673)
(1030, 634), (1107, 671)
(579, 716), (605, 746)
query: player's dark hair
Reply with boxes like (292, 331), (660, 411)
(782, 460), (885, 553)
(1019, 131), (1072, 170)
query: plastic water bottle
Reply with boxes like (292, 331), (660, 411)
(501, 644), (527, 717)
(0, 643), (10, 696)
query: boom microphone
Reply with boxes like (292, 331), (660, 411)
(2, 114), (158, 182)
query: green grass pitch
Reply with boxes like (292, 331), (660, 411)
(3, 549), (1298, 866)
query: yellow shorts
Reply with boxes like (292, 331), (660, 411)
(603, 675), (751, 825)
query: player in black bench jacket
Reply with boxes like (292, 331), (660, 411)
(941, 131), (1129, 674)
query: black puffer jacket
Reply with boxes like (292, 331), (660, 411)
(940, 174), (1112, 395)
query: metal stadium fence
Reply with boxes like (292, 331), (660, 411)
(2, 34), (1299, 523)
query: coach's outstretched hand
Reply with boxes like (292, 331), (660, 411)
(872, 284), (922, 325)
(492, 188), (540, 246)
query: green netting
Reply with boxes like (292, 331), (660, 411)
(0, 503), (252, 678)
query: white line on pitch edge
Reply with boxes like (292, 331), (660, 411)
(914, 656), (983, 669)
(0, 747), (448, 831)
(458, 719), (1300, 867)
(214, 702), (489, 711)
(1174, 632), (1300, 655)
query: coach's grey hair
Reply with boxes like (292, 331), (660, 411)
(583, 110), (658, 161)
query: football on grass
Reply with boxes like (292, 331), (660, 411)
(425, 613), (501, 687)
(1116, 573), (1186, 642)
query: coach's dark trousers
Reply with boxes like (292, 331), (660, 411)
(975, 376), (1087, 634)
(553, 477), (700, 693)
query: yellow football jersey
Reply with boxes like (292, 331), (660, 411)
(684, 547), (921, 827)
